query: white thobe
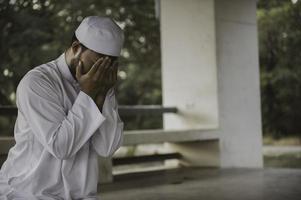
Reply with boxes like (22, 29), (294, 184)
(0, 53), (124, 200)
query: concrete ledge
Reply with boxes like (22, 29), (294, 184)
(123, 129), (219, 146)
(0, 129), (219, 154)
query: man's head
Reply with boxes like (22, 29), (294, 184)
(67, 16), (124, 75)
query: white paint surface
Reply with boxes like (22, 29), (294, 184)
(160, 0), (219, 130)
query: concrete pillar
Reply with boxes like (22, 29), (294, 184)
(160, 0), (263, 168)
(160, 0), (219, 130)
(215, 0), (263, 167)
(160, 0), (220, 167)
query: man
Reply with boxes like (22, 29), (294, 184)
(0, 16), (124, 199)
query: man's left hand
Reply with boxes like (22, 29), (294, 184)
(95, 60), (119, 110)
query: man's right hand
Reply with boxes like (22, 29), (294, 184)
(75, 57), (112, 99)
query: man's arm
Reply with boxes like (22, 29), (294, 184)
(90, 88), (124, 157)
(76, 56), (123, 157)
(17, 71), (106, 160)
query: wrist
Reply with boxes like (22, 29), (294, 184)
(95, 93), (106, 109)
(80, 90), (95, 99)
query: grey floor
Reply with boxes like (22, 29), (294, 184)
(98, 167), (301, 200)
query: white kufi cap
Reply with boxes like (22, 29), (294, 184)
(75, 16), (124, 57)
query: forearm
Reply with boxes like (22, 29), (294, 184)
(91, 90), (124, 157)
(94, 88), (110, 112)
(95, 95), (105, 112)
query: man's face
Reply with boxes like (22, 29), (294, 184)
(78, 48), (117, 75)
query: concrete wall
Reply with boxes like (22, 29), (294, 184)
(160, 0), (219, 130)
(160, 0), (263, 168)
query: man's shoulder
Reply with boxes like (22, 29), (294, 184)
(27, 58), (59, 78)
(19, 58), (61, 89)
(15, 58), (64, 105)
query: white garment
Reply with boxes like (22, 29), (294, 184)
(0, 53), (124, 200)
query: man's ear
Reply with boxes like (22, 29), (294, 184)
(71, 41), (82, 58)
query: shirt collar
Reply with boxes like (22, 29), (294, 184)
(57, 52), (79, 86)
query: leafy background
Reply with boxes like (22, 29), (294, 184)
(1, 0), (301, 139)
(0, 0), (162, 135)
(258, 0), (301, 138)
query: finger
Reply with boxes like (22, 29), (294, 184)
(110, 61), (118, 82)
(108, 67), (114, 83)
(95, 58), (111, 80)
(87, 57), (103, 76)
(103, 58), (112, 71)
(110, 65), (118, 87)
(75, 60), (83, 80)
(100, 65), (114, 88)
(94, 64), (106, 81)
(103, 64), (113, 83)
(113, 61), (118, 81)
(97, 59), (113, 83)
(99, 56), (111, 69)
(94, 57), (111, 80)
(113, 60), (119, 68)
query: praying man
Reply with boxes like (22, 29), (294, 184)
(0, 16), (124, 200)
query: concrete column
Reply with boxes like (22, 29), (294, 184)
(215, 0), (263, 168)
(160, 0), (220, 167)
(160, 0), (263, 168)
(160, 0), (219, 130)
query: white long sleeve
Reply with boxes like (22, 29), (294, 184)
(16, 71), (106, 160)
(91, 88), (124, 157)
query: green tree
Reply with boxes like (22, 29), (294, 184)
(258, 0), (301, 137)
(0, 0), (162, 135)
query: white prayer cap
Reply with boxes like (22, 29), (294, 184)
(75, 16), (124, 57)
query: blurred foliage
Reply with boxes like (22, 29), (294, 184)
(0, 0), (162, 135)
(258, 0), (301, 137)
(264, 152), (301, 169)
(5, 0), (300, 138)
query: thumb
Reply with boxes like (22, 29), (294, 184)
(75, 60), (83, 80)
